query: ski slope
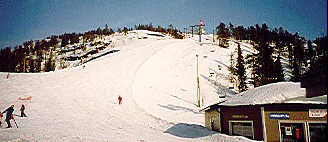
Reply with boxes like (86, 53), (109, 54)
(0, 30), (257, 141)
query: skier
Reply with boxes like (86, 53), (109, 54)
(1, 105), (14, 128)
(20, 104), (27, 117)
(118, 95), (122, 105)
(0, 113), (3, 126)
(6, 73), (9, 79)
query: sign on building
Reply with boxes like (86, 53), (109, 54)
(309, 109), (327, 117)
(269, 113), (290, 119)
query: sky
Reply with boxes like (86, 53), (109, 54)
(0, 0), (327, 49)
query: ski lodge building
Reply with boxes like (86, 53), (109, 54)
(201, 82), (327, 142)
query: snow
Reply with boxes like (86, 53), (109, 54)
(220, 82), (307, 106)
(282, 95), (327, 104)
(1, 30), (265, 141)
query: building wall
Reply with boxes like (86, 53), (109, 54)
(205, 108), (221, 132)
(220, 106), (263, 140)
(263, 104), (327, 142)
(205, 105), (263, 140)
(205, 104), (327, 142)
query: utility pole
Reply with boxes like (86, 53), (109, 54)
(213, 16), (215, 42)
(23, 53), (26, 73)
(196, 54), (200, 107)
(199, 24), (202, 42)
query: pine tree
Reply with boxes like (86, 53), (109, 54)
(229, 22), (234, 38)
(45, 56), (52, 72)
(216, 22), (229, 38)
(236, 43), (247, 92)
(28, 58), (35, 73)
(0, 47), (14, 72)
(234, 26), (246, 40)
(109, 28), (115, 35)
(103, 24), (109, 35)
(291, 33), (306, 82)
(306, 40), (315, 68)
(228, 52), (237, 87)
(274, 53), (284, 82)
(50, 35), (59, 47)
(245, 53), (261, 87)
(96, 27), (102, 36)
(35, 41), (43, 72)
(123, 27), (128, 35)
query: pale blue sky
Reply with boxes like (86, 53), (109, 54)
(0, 0), (327, 49)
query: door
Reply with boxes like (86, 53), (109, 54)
(280, 122), (306, 142)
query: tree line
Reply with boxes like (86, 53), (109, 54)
(0, 24), (116, 73)
(218, 22), (327, 92)
(135, 23), (184, 39)
(0, 23), (184, 73)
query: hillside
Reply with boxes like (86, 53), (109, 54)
(1, 30), (263, 141)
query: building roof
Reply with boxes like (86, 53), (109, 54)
(201, 82), (327, 111)
(282, 95), (327, 104)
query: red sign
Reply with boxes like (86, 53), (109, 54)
(309, 109), (327, 117)
(295, 128), (300, 139)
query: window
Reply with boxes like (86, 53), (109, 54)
(308, 123), (327, 142)
(229, 121), (254, 139)
(279, 121), (327, 142)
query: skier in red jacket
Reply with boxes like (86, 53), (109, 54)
(118, 95), (122, 105)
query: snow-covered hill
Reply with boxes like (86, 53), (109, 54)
(1, 30), (261, 141)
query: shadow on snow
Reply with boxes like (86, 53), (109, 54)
(164, 123), (216, 138)
(158, 104), (200, 114)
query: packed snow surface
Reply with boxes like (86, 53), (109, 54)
(1, 30), (263, 141)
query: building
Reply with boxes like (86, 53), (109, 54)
(201, 82), (327, 142)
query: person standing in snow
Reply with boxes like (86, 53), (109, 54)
(0, 113), (3, 126)
(1, 105), (14, 128)
(20, 104), (27, 117)
(118, 95), (122, 105)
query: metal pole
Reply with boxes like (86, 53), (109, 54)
(199, 25), (201, 42)
(190, 26), (195, 37)
(213, 15), (215, 42)
(12, 116), (19, 128)
(184, 28), (188, 38)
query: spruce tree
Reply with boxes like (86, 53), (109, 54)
(291, 33), (306, 82)
(236, 43), (247, 92)
(216, 22), (229, 38)
(306, 40), (315, 68)
(103, 24), (109, 35)
(274, 53), (284, 82)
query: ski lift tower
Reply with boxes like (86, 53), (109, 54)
(184, 28), (188, 38)
(200, 20), (205, 42)
(194, 24), (200, 40)
(190, 25), (196, 37)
